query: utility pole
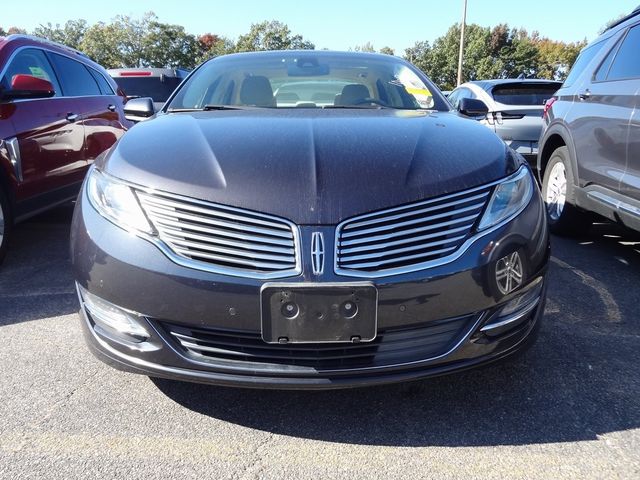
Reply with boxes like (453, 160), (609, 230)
(457, 0), (468, 86)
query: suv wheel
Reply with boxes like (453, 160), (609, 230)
(542, 146), (591, 236)
(0, 188), (11, 264)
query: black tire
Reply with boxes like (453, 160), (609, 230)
(541, 146), (591, 236)
(0, 187), (11, 265)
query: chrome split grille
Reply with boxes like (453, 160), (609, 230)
(136, 191), (300, 277)
(336, 185), (492, 275)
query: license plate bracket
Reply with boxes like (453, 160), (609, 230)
(261, 283), (378, 344)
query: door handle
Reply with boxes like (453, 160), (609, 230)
(578, 90), (591, 100)
(66, 112), (79, 122)
(107, 104), (116, 112)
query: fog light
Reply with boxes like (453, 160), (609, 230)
(481, 281), (543, 336)
(495, 251), (523, 295)
(77, 284), (149, 343)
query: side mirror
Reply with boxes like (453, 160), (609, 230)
(123, 97), (155, 122)
(1, 74), (55, 100)
(458, 98), (489, 117)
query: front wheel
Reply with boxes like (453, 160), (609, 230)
(0, 188), (12, 265)
(541, 146), (591, 236)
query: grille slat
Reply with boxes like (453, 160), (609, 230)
(336, 185), (492, 275)
(339, 216), (478, 247)
(166, 237), (294, 263)
(140, 201), (293, 239)
(152, 217), (294, 247)
(339, 234), (466, 263)
(161, 314), (475, 372)
(339, 224), (473, 254)
(137, 191), (299, 277)
(343, 191), (490, 231)
(340, 201), (487, 239)
(137, 193), (291, 231)
(160, 229), (294, 255)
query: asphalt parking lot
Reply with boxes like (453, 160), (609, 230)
(0, 203), (639, 479)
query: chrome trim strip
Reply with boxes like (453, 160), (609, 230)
(341, 245), (458, 270)
(137, 193), (291, 231)
(587, 190), (640, 218)
(339, 216), (477, 246)
(339, 224), (472, 254)
(5, 137), (23, 182)
(340, 202), (486, 239)
(339, 234), (465, 263)
(480, 295), (541, 333)
(335, 166), (533, 278)
(161, 310), (485, 375)
(342, 191), (490, 231)
(139, 201), (293, 239)
(166, 237), (295, 263)
(159, 229), (294, 254)
(150, 216), (293, 247)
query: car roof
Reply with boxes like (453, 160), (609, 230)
(108, 67), (190, 77)
(606, 5), (640, 31)
(4, 34), (88, 59)
(464, 79), (562, 92)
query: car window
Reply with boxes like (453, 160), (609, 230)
(492, 84), (560, 105)
(0, 48), (61, 95)
(48, 53), (101, 96)
(606, 24), (640, 81)
(447, 87), (475, 108)
(167, 53), (445, 111)
(593, 37), (623, 82)
(563, 40), (606, 87)
(88, 68), (115, 95)
(113, 76), (182, 102)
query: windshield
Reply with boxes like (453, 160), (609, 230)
(166, 52), (443, 111)
(114, 76), (183, 102)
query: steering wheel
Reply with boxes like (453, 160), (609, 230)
(353, 98), (388, 107)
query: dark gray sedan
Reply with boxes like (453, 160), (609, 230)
(71, 51), (549, 389)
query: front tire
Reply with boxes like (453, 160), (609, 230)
(0, 188), (11, 265)
(542, 146), (591, 236)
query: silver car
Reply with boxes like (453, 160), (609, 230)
(449, 79), (561, 169)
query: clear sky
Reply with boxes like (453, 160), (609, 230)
(5, 0), (639, 54)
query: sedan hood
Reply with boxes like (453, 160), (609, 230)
(102, 109), (518, 225)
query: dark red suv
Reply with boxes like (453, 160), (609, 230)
(0, 35), (130, 263)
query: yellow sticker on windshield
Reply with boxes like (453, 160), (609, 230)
(405, 87), (432, 97)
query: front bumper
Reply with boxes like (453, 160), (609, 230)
(71, 181), (550, 389)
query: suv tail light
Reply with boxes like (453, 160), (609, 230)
(543, 97), (556, 118)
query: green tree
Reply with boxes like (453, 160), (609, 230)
(33, 20), (88, 49)
(196, 33), (236, 63)
(235, 20), (314, 52)
(353, 41), (375, 53)
(379, 46), (395, 56)
(142, 20), (199, 68)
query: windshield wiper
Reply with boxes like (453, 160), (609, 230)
(202, 104), (248, 111)
(322, 104), (393, 110)
(166, 105), (250, 113)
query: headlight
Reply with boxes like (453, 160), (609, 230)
(86, 168), (153, 234)
(478, 166), (534, 230)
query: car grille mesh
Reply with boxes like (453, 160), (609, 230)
(335, 185), (492, 275)
(160, 314), (475, 372)
(136, 191), (299, 276)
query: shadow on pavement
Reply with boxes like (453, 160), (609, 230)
(155, 222), (640, 447)
(0, 204), (78, 326)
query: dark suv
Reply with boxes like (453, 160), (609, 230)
(0, 35), (130, 263)
(538, 7), (640, 234)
